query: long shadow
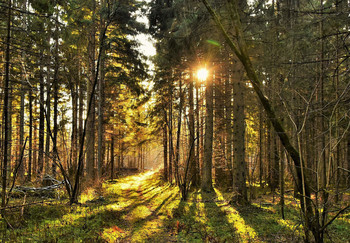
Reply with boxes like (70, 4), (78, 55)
(5, 172), (171, 241)
(6, 182), (175, 242)
(145, 190), (234, 242)
(201, 191), (239, 242)
(235, 204), (303, 242)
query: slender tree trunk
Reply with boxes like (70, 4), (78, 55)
(169, 85), (173, 184)
(232, 62), (247, 204)
(202, 72), (214, 192)
(174, 77), (183, 186)
(52, 13), (59, 177)
(2, 0), (12, 216)
(280, 144), (285, 219)
(45, 36), (51, 175)
(259, 109), (264, 187)
(86, 0), (96, 180)
(38, 56), (45, 175)
(225, 70), (233, 186)
(189, 73), (198, 188)
(28, 88), (33, 181)
(110, 136), (114, 180)
(70, 63), (78, 177)
(78, 61), (84, 174)
(163, 109), (168, 181)
(97, 12), (106, 180)
(196, 76), (201, 187)
(19, 67), (25, 180)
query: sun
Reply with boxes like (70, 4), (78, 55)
(197, 68), (209, 81)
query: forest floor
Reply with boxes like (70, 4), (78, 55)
(1, 170), (350, 242)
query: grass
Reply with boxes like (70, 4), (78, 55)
(1, 170), (349, 242)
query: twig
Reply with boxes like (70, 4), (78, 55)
(6, 137), (28, 206)
(0, 199), (58, 211)
(320, 205), (350, 232)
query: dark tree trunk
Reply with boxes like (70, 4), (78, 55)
(201, 72), (214, 193)
(174, 77), (183, 186)
(19, 68), (25, 180)
(27, 88), (33, 181)
(110, 136), (114, 180)
(2, 0), (12, 215)
(163, 109), (168, 181)
(45, 39), (51, 175)
(52, 13), (59, 177)
(168, 85), (173, 184)
(232, 63), (247, 204)
(86, 0), (96, 180)
(189, 73), (198, 188)
(38, 57), (45, 175)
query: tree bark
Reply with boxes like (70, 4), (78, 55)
(110, 136), (114, 180)
(28, 87), (33, 181)
(201, 72), (214, 192)
(52, 12), (59, 177)
(174, 77), (183, 186)
(163, 109), (168, 181)
(2, 0), (12, 216)
(168, 84), (174, 184)
(86, 0), (97, 180)
(189, 73), (198, 188)
(232, 61), (247, 204)
(97, 10), (106, 180)
(45, 32), (51, 175)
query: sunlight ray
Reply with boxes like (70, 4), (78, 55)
(214, 189), (259, 242)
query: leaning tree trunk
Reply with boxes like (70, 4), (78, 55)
(201, 0), (316, 239)
(86, 0), (97, 181)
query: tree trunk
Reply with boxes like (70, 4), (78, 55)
(28, 88), (33, 181)
(86, 0), (96, 180)
(174, 77), (183, 186)
(168, 84), (174, 184)
(201, 72), (214, 192)
(280, 144), (285, 219)
(232, 61), (247, 204)
(189, 72), (198, 188)
(19, 64), (25, 180)
(2, 0), (12, 216)
(52, 12), (59, 177)
(38, 56), (45, 175)
(196, 76), (201, 187)
(78, 60), (84, 174)
(45, 36), (51, 175)
(259, 109), (264, 187)
(110, 136), (114, 180)
(97, 12), (106, 180)
(163, 109), (168, 181)
(225, 70), (233, 187)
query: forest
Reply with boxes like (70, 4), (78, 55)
(0, 0), (350, 242)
